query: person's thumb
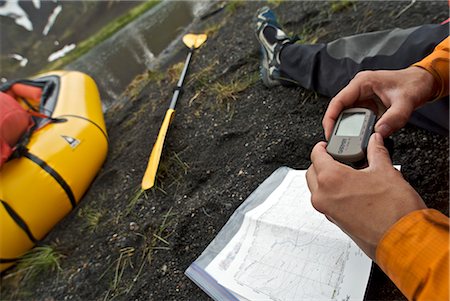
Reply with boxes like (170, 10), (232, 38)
(375, 104), (413, 137)
(367, 133), (392, 169)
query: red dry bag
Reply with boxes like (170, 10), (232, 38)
(0, 92), (34, 167)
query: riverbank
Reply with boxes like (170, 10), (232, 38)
(1, 1), (448, 300)
(0, 0), (159, 80)
(41, 0), (161, 73)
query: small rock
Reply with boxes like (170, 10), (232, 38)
(161, 264), (168, 275)
(129, 222), (139, 231)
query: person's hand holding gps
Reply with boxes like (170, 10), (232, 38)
(322, 66), (437, 139)
(306, 133), (427, 260)
(307, 66), (437, 260)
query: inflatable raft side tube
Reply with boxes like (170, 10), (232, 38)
(1, 199), (38, 243)
(0, 71), (108, 272)
(24, 152), (76, 209)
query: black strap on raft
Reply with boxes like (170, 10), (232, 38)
(24, 152), (77, 209)
(9, 116), (66, 164)
(0, 257), (19, 264)
(0, 151), (76, 266)
(0, 200), (38, 244)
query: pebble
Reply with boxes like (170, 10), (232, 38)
(129, 222), (139, 231)
(161, 264), (168, 275)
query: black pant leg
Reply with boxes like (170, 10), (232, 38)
(279, 23), (449, 97)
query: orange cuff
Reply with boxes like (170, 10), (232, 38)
(376, 209), (449, 301)
(413, 37), (449, 99)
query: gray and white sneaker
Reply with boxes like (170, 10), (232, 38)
(255, 6), (297, 87)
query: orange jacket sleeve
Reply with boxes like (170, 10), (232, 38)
(413, 37), (449, 99)
(376, 209), (449, 301)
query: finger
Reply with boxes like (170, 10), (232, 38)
(306, 165), (318, 193)
(366, 133), (393, 170)
(310, 141), (335, 173)
(324, 214), (337, 224)
(323, 97), (347, 140)
(375, 103), (414, 137)
(323, 73), (375, 139)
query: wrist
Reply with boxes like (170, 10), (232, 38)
(408, 66), (440, 104)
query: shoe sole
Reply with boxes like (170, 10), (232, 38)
(255, 8), (281, 88)
(259, 45), (280, 88)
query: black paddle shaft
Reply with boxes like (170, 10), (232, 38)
(169, 48), (194, 110)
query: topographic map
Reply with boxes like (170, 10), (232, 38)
(204, 169), (372, 301)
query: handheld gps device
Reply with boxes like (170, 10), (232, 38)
(326, 108), (376, 165)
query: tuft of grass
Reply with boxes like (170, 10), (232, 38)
(210, 80), (244, 102)
(131, 207), (176, 283)
(15, 246), (63, 280)
(1, 246), (63, 298)
(203, 1), (243, 38)
(99, 246), (136, 300)
(126, 187), (147, 214)
(112, 247), (135, 290)
(101, 208), (176, 299)
(188, 60), (219, 88)
(295, 26), (328, 45)
(330, 0), (355, 13)
(204, 22), (224, 38)
(226, 0), (244, 14)
(154, 151), (189, 191)
(123, 70), (165, 101)
(167, 62), (185, 84)
(171, 152), (189, 176)
(79, 207), (103, 232)
(123, 100), (152, 129)
(202, 10), (231, 38)
(209, 72), (259, 107)
(41, 0), (161, 72)
(267, 0), (283, 7)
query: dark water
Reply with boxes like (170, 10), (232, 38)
(1, 0), (210, 108)
(0, 1), (145, 78)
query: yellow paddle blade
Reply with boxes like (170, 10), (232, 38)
(141, 109), (176, 190)
(182, 33), (207, 49)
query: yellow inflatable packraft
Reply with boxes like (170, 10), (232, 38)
(0, 71), (108, 272)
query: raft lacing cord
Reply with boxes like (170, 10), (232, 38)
(57, 114), (109, 144)
(27, 110), (67, 126)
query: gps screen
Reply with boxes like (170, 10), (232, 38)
(336, 113), (365, 136)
